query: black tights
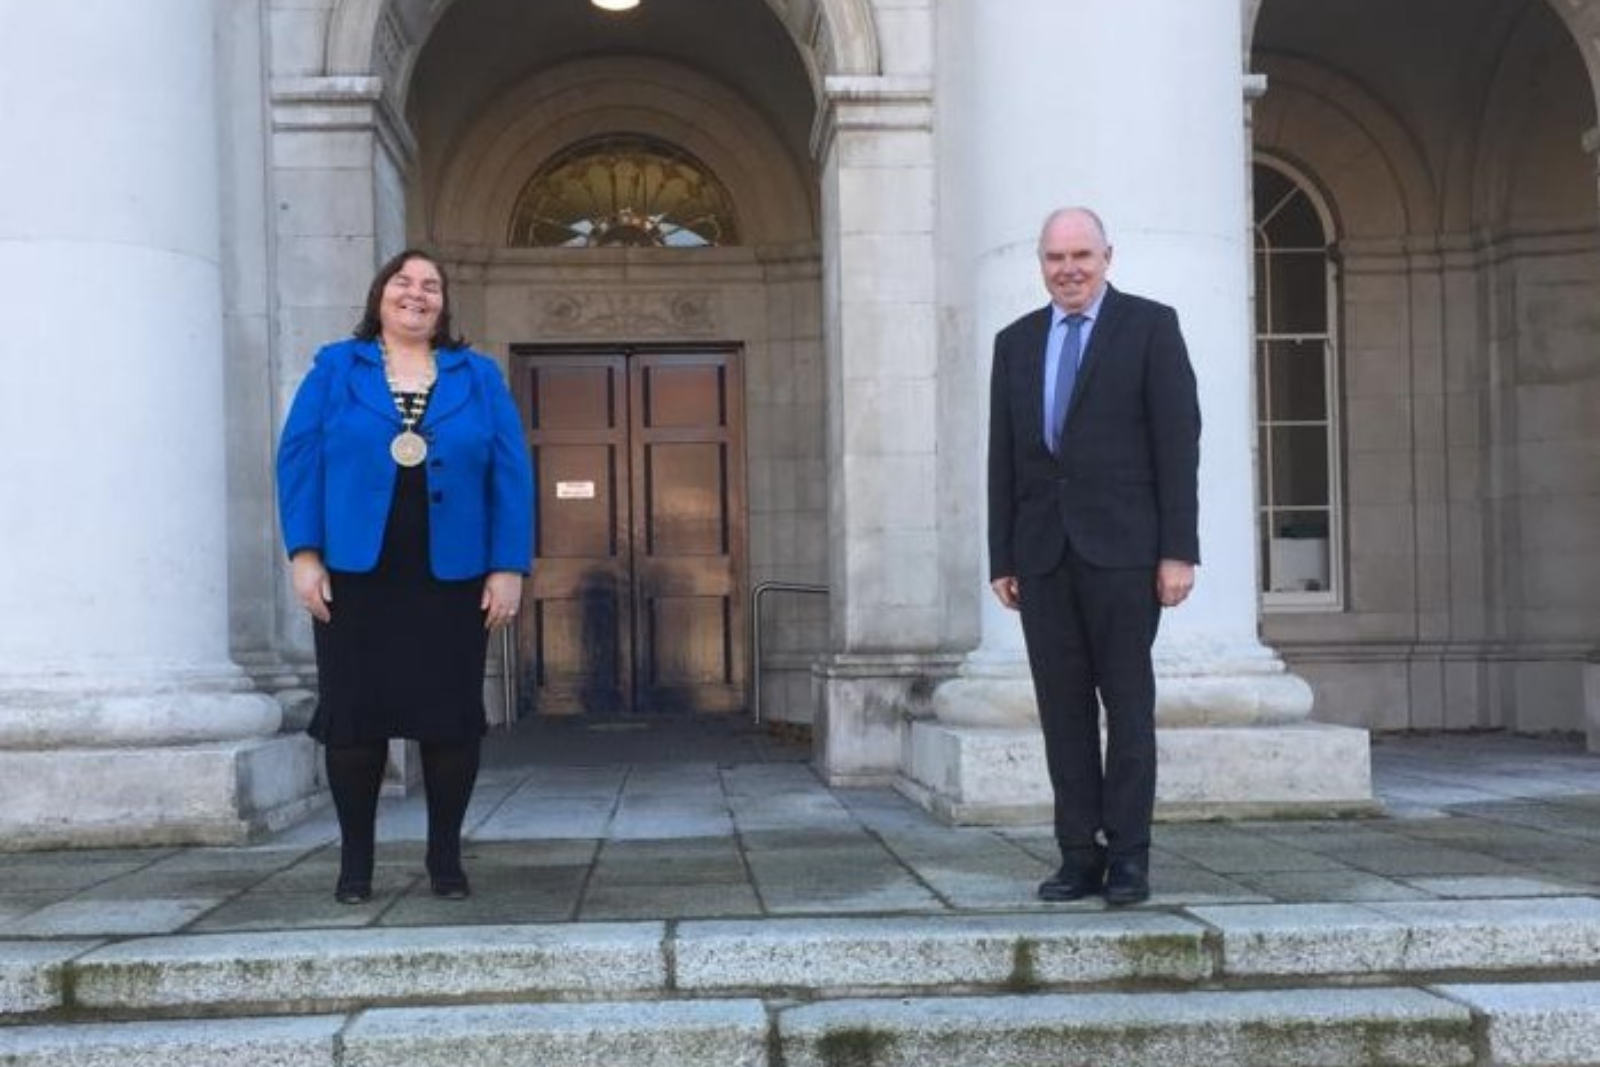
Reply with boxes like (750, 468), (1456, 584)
(324, 738), (481, 886)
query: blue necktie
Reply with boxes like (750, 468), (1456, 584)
(1050, 313), (1086, 455)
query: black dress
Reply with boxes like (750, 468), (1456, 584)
(308, 393), (489, 745)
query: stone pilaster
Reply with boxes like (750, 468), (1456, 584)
(809, 76), (958, 784)
(0, 1), (317, 846)
(268, 75), (424, 787)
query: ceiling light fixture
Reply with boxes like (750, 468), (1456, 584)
(591, 0), (639, 11)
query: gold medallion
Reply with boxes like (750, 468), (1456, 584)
(390, 430), (428, 467)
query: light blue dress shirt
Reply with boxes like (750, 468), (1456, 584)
(1042, 286), (1108, 448)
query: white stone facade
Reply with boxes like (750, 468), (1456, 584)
(2, 0), (1597, 844)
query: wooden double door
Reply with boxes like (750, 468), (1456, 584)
(510, 346), (747, 717)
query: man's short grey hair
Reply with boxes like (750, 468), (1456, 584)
(1038, 207), (1110, 253)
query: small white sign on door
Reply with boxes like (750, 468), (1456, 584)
(556, 480), (596, 500)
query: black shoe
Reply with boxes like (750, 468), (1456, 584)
(429, 872), (472, 900)
(1103, 856), (1150, 907)
(334, 879), (372, 905)
(1037, 857), (1105, 902)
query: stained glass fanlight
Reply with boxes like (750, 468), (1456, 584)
(508, 134), (739, 248)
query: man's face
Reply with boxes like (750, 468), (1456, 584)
(1038, 213), (1112, 313)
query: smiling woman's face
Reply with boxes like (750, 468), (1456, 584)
(379, 256), (445, 341)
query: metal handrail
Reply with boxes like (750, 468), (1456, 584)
(750, 580), (828, 724)
(499, 620), (518, 727)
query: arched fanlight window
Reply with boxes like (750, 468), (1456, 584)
(1254, 160), (1342, 609)
(508, 134), (740, 248)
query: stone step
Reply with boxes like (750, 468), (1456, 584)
(7, 898), (1600, 1022)
(4, 984), (1599, 1067)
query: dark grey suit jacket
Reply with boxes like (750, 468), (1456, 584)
(987, 285), (1201, 579)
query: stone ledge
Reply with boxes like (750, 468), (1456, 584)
(0, 941), (101, 1016)
(1434, 981), (1600, 1067)
(1194, 897), (1600, 977)
(675, 912), (1211, 992)
(10, 985), (1600, 1067)
(13, 902), (1600, 1021)
(343, 1000), (770, 1067)
(0, 735), (319, 849)
(900, 722), (1375, 825)
(0, 989), (1483, 1067)
(71, 923), (666, 1012)
(778, 987), (1473, 1067)
(0, 1015), (343, 1067)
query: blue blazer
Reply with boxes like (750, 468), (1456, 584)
(277, 338), (535, 579)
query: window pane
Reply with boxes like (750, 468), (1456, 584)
(509, 134), (739, 248)
(1265, 251), (1328, 333)
(1263, 338), (1327, 422)
(1269, 425), (1329, 506)
(1265, 189), (1325, 249)
(1266, 509), (1332, 592)
(1254, 249), (1270, 334)
(1253, 166), (1294, 222)
(1257, 423), (1272, 507)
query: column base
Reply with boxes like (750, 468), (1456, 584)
(897, 721), (1376, 825)
(0, 735), (324, 849)
(811, 653), (963, 787)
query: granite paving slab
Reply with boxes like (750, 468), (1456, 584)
(1231, 870), (1432, 903)
(0, 858), (159, 894)
(1403, 875), (1583, 898)
(577, 881), (764, 920)
(743, 847), (942, 914)
(1155, 826), (1347, 874)
(187, 888), (408, 932)
(1, 898), (221, 938)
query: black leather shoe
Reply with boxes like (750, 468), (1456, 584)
(1037, 857), (1105, 902)
(429, 872), (472, 900)
(1103, 856), (1150, 906)
(334, 879), (372, 905)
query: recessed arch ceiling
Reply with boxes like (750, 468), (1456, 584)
(407, 0), (818, 187)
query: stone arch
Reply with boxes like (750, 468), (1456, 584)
(325, 0), (881, 109)
(1251, 54), (1437, 237)
(1247, 0), (1600, 183)
(425, 57), (815, 248)
(1466, 0), (1600, 230)
(1532, 0), (1600, 123)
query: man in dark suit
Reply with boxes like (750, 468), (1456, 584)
(988, 207), (1200, 906)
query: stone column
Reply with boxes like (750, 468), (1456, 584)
(0, 1), (317, 846)
(907, 0), (1372, 821)
(811, 78), (964, 784)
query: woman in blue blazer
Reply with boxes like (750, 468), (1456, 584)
(277, 249), (534, 903)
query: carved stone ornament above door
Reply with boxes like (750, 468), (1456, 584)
(538, 291), (717, 337)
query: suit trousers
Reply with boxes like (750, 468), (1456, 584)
(1018, 545), (1162, 861)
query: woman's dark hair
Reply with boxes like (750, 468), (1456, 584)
(352, 249), (467, 349)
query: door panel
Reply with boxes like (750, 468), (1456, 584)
(516, 355), (630, 717)
(515, 347), (745, 717)
(632, 353), (745, 714)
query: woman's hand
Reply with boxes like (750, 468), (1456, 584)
(482, 571), (524, 630)
(291, 551), (333, 623)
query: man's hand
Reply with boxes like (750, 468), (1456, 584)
(990, 576), (1020, 611)
(1156, 559), (1195, 608)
